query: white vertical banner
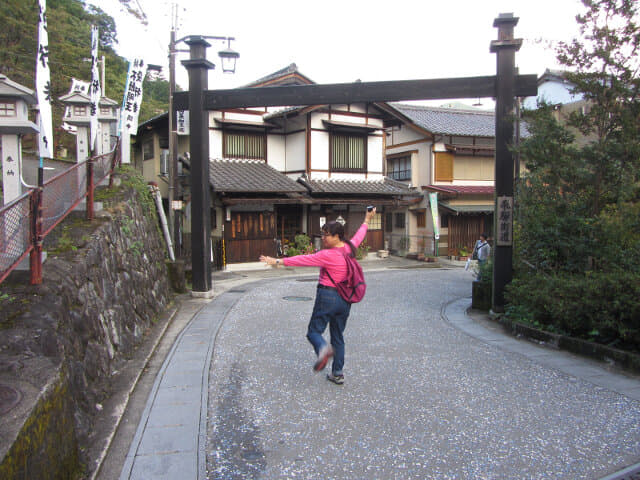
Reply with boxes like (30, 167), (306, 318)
(36, 0), (53, 159)
(429, 192), (440, 239)
(119, 59), (145, 164)
(89, 25), (101, 152)
(121, 58), (145, 136)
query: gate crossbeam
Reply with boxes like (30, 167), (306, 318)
(174, 75), (537, 111)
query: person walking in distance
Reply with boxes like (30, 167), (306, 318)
(259, 207), (376, 385)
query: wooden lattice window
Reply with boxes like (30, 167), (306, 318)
(434, 152), (454, 182)
(330, 133), (366, 172)
(223, 131), (266, 160)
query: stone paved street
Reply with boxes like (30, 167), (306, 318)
(206, 268), (640, 480)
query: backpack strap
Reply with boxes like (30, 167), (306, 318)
(322, 249), (349, 288)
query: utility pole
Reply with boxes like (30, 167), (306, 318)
(168, 4), (179, 255)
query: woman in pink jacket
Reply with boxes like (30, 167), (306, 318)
(260, 208), (376, 385)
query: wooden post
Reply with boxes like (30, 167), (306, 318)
(182, 37), (215, 295)
(490, 13), (522, 311)
(87, 157), (94, 221)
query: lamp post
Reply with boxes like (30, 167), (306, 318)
(172, 34), (238, 296)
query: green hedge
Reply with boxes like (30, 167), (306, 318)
(505, 271), (640, 351)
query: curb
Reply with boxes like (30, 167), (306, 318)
(90, 297), (196, 480)
(477, 311), (640, 376)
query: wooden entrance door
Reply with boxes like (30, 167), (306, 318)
(224, 211), (276, 263)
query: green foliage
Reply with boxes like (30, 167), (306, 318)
(0, 0), (167, 157)
(474, 258), (493, 285)
(505, 271), (640, 350)
(355, 242), (370, 260)
(117, 165), (157, 221)
(284, 234), (315, 257)
(511, 0), (640, 350)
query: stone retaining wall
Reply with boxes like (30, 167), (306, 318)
(0, 174), (171, 479)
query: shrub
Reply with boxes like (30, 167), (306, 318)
(505, 270), (640, 351)
(284, 234), (315, 257)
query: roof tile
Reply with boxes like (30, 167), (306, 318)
(208, 159), (307, 193)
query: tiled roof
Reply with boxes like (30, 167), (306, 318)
(301, 177), (420, 196)
(243, 63), (315, 88)
(208, 159), (307, 193)
(391, 103), (496, 137)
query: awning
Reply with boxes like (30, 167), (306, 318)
(440, 201), (494, 215)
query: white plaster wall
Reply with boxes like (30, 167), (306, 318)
(209, 129), (223, 159)
(310, 130), (329, 173)
(368, 136), (384, 175)
(522, 81), (583, 109)
(286, 131), (306, 172)
(268, 135), (286, 170)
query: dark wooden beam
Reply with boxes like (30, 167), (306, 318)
(174, 75), (537, 111)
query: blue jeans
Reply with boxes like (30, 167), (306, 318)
(307, 286), (351, 375)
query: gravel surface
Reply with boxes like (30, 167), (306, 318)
(206, 268), (640, 480)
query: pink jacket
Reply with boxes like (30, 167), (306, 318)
(282, 223), (368, 286)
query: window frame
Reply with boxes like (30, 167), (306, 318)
(0, 101), (16, 117)
(223, 129), (267, 160)
(329, 132), (367, 173)
(73, 105), (87, 116)
(394, 213), (406, 229)
(142, 138), (154, 161)
(387, 154), (412, 181)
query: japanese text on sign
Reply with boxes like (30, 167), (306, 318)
(496, 196), (513, 246)
(120, 58), (145, 135)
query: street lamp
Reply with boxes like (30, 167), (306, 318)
(217, 39), (240, 73)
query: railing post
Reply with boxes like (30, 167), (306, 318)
(29, 189), (43, 285)
(87, 158), (94, 220)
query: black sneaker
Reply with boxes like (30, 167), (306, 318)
(326, 373), (344, 385)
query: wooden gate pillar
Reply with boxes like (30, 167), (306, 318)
(490, 13), (522, 311)
(182, 37), (215, 295)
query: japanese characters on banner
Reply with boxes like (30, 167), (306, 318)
(36, 0), (53, 159)
(121, 59), (145, 136)
(89, 25), (101, 151)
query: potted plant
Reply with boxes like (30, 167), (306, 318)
(457, 245), (470, 260)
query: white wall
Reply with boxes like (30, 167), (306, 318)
(286, 131), (306, 172)
(267, 135), (286, 170)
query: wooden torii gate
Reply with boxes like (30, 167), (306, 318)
(174, 13), (536, 311)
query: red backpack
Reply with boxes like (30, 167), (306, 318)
(323, 251), (367, 304)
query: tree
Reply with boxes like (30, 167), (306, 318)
(507, 0), (640, 348)
(0, 0), (166, 158)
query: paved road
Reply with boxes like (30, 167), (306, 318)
(205, 268), (640, 479)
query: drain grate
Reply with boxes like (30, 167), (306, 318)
(296, 278), (317, 282)
(0, 384), (22, 416)
(283, 296), (313, 301)
(228, 289), (247, 293)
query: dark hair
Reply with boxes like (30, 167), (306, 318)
(480, 233), (488, 240)
(322, 221), (356, 257)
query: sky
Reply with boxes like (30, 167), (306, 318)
(92, 0), (586, 105)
